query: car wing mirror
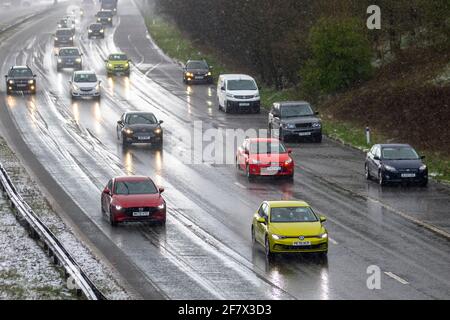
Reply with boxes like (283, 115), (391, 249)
(220, 86), (225, 91)
(257, 217), (266, 224)
(315, 111), (320, 115)
(373, 156), (380, 161)
(287, 149), (293, 154)
(103, 188), (111, 195)
(117, 120), (123, 125)
(159, 120), (164, 124)
(159, 187), (165, 194)
(421, 155), (426, 160)
(320, 216), (327, 223)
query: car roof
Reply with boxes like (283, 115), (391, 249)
(59, 47), (79, 50)
(114, 176), (153, 183)
(378, 144), (412, 148)
(275, 101), (311, 106)
(11, 65), (30, 70)
(73, 70), (96, 75)
(266, 201), (310, 208)
(246, 138), (281, 143)
(187, 59), (207, 64)
(124, 111), (155, 115)
(220, 74), (255, 81)
(56, 28), (72, 32)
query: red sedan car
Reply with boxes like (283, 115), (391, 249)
(101, 176), (166, 227)
(236, 138), (294, 181)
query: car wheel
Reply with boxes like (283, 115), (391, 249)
(365, 164), (371, 180)
(378, 170), (385, 186)
(116, 127), (121, 140)
(251, 226), (256, 245)
(420, 180), (428, 188)
(265, 236), (273, 260)
(318, 251), (328, 261)
(122, 136), (130, 147)
(314, 135), (323, 143)
(246, 165), (254, 182)
(109, 208), (118, 227)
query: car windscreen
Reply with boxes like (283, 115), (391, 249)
(126, 114), (157, 125)
(97, 11), (112, 17)
(227, 79), (257, 91)
(382, 147), (419, 160)
(187, 61), (207, 70)
(270, 207), (318, 223)
(74, 73), (97, 83)
(281, 104), (314, 118)
(109, 54), (128, 61)
(59, 49), (80, 56)
(56, 30), (72, 36)
(90, 24), (102, 30)
(114, 180), (158, 195)
(249, 142), (286, 154)
(9, 68), (33, 77)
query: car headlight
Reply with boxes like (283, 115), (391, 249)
(319, 233), (328, 239)
(88, 29), (92, 33)
(100, 29), (104, 33)
(54, 37), (59, 41)
(272, 234), (286, 240)
(419, 165), (427, 171)
(95, 84), (100, 91)
(58, 24), (62, 28)
(186, 72), (193, 77)
(124, 62), (129, 67)
(8, 80), (14, 85)
(108, 18), (112, 21)
(226, 93), (234, 98)
(384, 165), (397, 172)
(115, 205), (123, 211)
(157, 203), (166, 210)
(207, 71), (212, 76)
(254, 93), (260, 98)
(57, 58), (62, 63)
(97, 18), (101, 22)
(125, 128), (133, 135)
(285, 159), (293, 165)
(108, 63), (113, 68)
(154, 128), (162, 135)
(312, 122), (322, 128)
(251, 159), (260, 165)
(283, 123), (296, 129)
(75, 58), (82, 63)
(73, 84), (80, 91)
(28, 79), (35, 84)
(69, 37), (73, 41)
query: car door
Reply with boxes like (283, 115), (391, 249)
(371, 146), (382, 176)
(102, 179), (113, 212)
(271, 104), (282, 137)
(255, 203), (268, 243)
(217, 78), (224, 107)
(237, 140), (248, 170)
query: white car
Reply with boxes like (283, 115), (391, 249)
(69, 71), (101, 100)
(217, 74), (260, 114)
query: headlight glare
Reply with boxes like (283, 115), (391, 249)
(384, 165), (397, 172)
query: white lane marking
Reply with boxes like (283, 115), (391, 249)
(384, 272), (409, 285)
(329, 238), (338, 245)
(234, 182), (247, 190)
(145, 62), (161, 77)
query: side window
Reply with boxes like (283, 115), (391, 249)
(107, 180), (113, 192)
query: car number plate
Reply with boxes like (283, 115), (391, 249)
(401, 173), (416, 178)
(138, 136), (151, 140)
(195, 76), (204, 80)
(133, 211), (150, 217)
(298, 132), (312, 136)
(293, 241), (311, 246)
(239, 103), (250, 107)
(267, 166), (281, 171)
(17, 84), (27, 87)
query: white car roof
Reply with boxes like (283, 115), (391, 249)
(220, 74), (255, 81)
(74, 70), (96, 75)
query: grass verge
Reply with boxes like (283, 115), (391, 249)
(142, 13), (450, 184)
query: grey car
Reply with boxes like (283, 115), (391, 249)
(268, 101), (322, 143)
(55, 47), (83, 72)
(54, 28), (74, 47)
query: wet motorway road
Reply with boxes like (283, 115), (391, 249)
(0, 0), (449, 299)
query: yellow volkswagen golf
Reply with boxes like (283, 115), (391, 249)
(252, 201), (328, 259)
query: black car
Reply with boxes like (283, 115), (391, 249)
(5, 66), (36, 95)
(88, 23), (105, 39)
(96, 10), (114, 26)
(117, 112), (164, 148)
(54, 28), (74, 47)
(365, 144), (428, 186)
(55, 47), (83, 71)
(268, 101), (322, 143)
(183, 60), (213, 84)
(57, 18), (75, 34)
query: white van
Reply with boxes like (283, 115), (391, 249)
(217, 74), (261, 113)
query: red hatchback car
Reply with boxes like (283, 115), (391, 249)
(236, 138), (294, 180)
(101, 176), (166, 227)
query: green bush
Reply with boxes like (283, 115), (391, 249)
(302, 18), (373, 95)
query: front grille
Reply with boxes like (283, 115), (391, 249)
(80, 88), (93, 92)
(398, 168), (418, 173)
(274, 243), (327, 251)
(14, 79), (29, 85)
(295, 123), (313, 129)
(123, 207), (159, 217)
(234, 95), (254, 99)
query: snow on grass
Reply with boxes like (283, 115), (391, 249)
(0, 137), (134, 300)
